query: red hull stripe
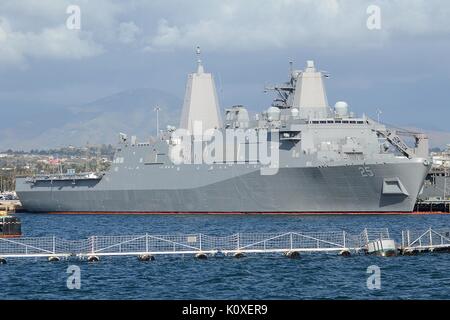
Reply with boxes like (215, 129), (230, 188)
(0, 234), (22, 238)
(40, 211), (449, 215)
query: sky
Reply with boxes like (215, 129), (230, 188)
(0, 0), (449, 137)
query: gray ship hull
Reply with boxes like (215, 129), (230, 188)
(16, 160), (430, 213)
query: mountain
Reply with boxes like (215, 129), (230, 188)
(1, 88), (449, 151)
(0, 88), (182, 150)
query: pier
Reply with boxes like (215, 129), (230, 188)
(0, 200), (22, 213)
(414, 200), (450, 213)
(2, 227), (449, 262)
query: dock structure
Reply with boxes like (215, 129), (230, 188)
(414, 200), (450, 213)
(0, 200), (22, 212)
(1, 228), (450, 262)
(401, 228), (450, 254)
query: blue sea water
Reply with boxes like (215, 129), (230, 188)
(1, 213), (450, 300)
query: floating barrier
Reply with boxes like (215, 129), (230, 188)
(400, 227), (450, 254)
(1, 228), (449, 262)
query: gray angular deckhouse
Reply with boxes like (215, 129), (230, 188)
(16, 53), (431, 214)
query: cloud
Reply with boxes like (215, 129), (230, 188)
(144, 19), (181, 51)
(0, 18), (103, 67)
(118, 22), (141, 44)
(0, 0), (125, 67)
(1, 0), (450, 65)
(143, 0), (450, 52)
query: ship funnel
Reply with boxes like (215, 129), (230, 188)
(179, 47), (222, 134)
(292, 60), (330, 119)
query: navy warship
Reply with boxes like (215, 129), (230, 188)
(16, 53), (431, 214)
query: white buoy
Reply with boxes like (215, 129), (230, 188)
(195, 252), (208, 260)
(0, 257), (6, 264)
(233, 252), (246, 259)
(138, 254), (154, 261)
(339, 250), (351, 257)
(48, 256), (60, 262)
(284, 251), (300, 259)
(87, 255), (100, 262)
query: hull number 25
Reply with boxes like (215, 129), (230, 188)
(359, 166), (374, 177)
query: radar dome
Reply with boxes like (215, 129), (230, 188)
(267, 106), (281, 121)
(291, 108), (299, 118)
(236, 107), (249, 122)
(334, 101), (349, 118)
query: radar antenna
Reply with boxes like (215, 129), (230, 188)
(264, 61), (295, 108)
(154, 106), (161, 137)
(195, 45), (204, 74)
(376, 108), (382, 123)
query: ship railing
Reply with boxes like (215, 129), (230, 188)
(401, 228), (450, 250)
(25, 172), (104, 183)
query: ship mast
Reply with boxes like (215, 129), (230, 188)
(179, 46), (222, 133)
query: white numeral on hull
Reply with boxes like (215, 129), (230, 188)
(359, 166), (374, 177)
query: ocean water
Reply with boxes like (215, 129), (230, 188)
(1, 213), (450, 300)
